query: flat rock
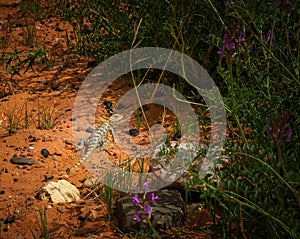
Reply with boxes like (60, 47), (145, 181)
(82, 177), (101, 188)
(10, 157), (35, 165)
(38, 179), (80, 204)
(116, 189), (184, 232)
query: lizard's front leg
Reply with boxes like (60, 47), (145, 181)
(76, 138), (87, 151)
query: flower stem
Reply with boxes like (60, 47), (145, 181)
(145, 216), (161, 239)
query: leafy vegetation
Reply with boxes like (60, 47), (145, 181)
(0, 0), (298, 238)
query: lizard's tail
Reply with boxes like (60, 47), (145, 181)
(66, 154), (89, 173)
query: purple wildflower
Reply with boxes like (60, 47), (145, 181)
(150, 193), (158, 203)
(238, 32), (244, 43)
(268, 127), (278, 142)
(263, 30), (275, 46)
(217, 48), (225, 57)
(273, 0), (290, 8)
(143, 181), (149, 193)
(285, 128), (292, 142)
(143, 203), (152, 216)
(268, 112), (292, 143)
(133, 194), (140, 206)
(132, 182), (158, 223)
(218, 24), (244, 58)
(134, 213), (142, 222)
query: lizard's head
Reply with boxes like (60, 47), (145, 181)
(110, 113), (124, 122)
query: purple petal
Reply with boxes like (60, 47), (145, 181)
(143, 182), (149, 193)
(218, 48), (225, 57)
(143, 203), (152, 216)
(223, 34), (229, 47)
(150, 193), (158, 203)
(133, 213), (142, 222)
(132, 194), (140, 206)
(238, 32), (244, 43)
(285, 128), (292, 142)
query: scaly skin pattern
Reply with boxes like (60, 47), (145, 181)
(66, 114), (123, 173)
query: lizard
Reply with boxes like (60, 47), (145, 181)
(66, 113), (124, 173)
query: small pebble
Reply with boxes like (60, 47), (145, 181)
(66, 168), (71, 173)
(70, 117), (76, 121)
(0, 190), (5, 194)
(85, 127), (94, 133)
(29, 136), (37, 142)
(87, 60), (97, 68)
(44, 175), (54, 181)
(115, 103), (125, 110)
(104, 101), (113, 113)
(52, 156), (57, 161)
(13, 178), (18, 182)
(128, 128), (139, 136)
(51, 84), (59, 90)
(173, 131), (182, 141)
(4, 216), (15, 224)
(3, 227), (8, 232)
(103, 101), (112, 109)
(77, 214), (87, 221)
(41, 149), (50, 158)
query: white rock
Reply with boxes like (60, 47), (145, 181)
(38, 179), (80, 204)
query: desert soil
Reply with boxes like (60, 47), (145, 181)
(0, 2), (215, 238)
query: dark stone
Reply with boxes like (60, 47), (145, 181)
(104, 101), (113, 113)
(116, 189), (184, 232)
(85, 127), (94, 133)
(4, 216), (15, 224)
(172, 131), (182, 141)
(87, 60), (98, 68)
(128, 128), (139, 136)
(77, 214), (87, 222)
(29, 136), (37, 142)
(10, 157), (35, 166)
(103, 101), (112, 109)
(70, 117), (76, 121)
(41, 149), (50, 158)
(51, 84), (59, 90)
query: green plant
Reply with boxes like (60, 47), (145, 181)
(30, 207), (50, 239)
(41, 106), (58, 129)
(22, 25), (36, 47)
(17, 0), (297, 238)
(20, 0), (57, 21)
(103, 184), (113, 220)
(37, 99), (60, 129)
(1, 104), (25, 134)
(3, 47), (55, 80)
(0, 100), (59, 133)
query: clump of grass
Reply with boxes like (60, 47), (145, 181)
(22, 25), (36, 48)
(2, 47), (55, 80)
(37, 99), (59, 130)
(0, 104), (26, 134)
(30, 207), (50, 239)
(0, 100), (60, 133)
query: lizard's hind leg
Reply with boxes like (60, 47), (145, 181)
(98, 139), (108, 152)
